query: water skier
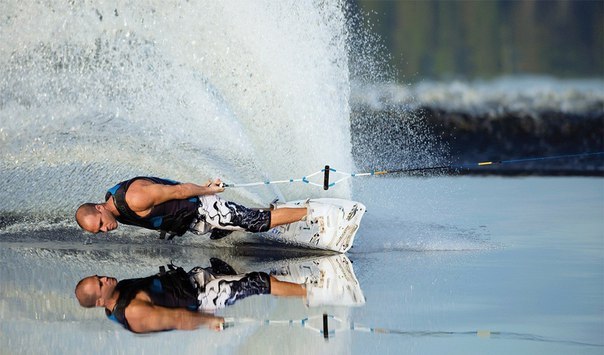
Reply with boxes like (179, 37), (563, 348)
(75, 176), (307, 240)
(75, 261), (309, 333)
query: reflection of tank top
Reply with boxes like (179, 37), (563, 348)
(106, 266), (198, 330)
(105, 176), (199, 236)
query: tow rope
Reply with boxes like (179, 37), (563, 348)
(220, 313), (603, 347)
(223, 152), (604, 190)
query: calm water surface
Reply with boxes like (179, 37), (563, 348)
(1, 176), (602, 354)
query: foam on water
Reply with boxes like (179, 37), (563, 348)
(352, 75), (604, 116)
(0, 1), (354, 217)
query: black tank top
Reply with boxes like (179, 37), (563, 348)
(106, 266), (199, 331)
(105, 177), (199, 236)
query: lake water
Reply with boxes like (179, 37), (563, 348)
(1, 2), (602, 354)
(1, 176), (602, 354)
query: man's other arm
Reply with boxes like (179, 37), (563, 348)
(125, 299), (224, 333)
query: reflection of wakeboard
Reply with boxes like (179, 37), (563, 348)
(270, 254), (365, 306)
(266, 198), (366, 253)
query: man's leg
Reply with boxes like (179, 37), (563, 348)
(269, 208), (307, 228)
(194, 271), (272, 311)
(269, 275), (306, 297)
(194, 195), (307, 234)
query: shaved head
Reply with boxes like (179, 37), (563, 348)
(75, 203), (98, 230)
(75, 276), (98, 308)
(75, 203), (118, 233)
(75, 275), (118, 308)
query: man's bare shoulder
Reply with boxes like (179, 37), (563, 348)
(123, 180), (162, 213)
(129, 178), (156, 189)
(124, 292), (154, 322)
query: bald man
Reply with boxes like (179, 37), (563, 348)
(75, 262), (307, 333)
(76, 176), (307, 240)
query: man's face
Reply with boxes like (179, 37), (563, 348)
(81, 206), (118, 233)
(79, 275), (118, 307)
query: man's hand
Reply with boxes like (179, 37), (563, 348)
(208, 316), (226, 331)
(205, 178), (225, 194)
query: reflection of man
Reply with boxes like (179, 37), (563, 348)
(74, 260), (307, 333)
(75, 177), (307, 240)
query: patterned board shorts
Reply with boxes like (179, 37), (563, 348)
(188, 267), (271, 311)
(188, 195), (271, 235)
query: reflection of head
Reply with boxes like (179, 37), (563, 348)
(75, 203), (99, 232)
(74, 276), (98, 308)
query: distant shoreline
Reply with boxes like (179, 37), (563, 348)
(351, 105), (604, 177)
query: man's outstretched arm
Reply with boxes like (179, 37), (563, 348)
(125, 300), (224, 333)
(126, 179), (225, 213)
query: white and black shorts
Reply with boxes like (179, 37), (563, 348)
(188, 267), (271, 311)
(189, 195), (271, 235)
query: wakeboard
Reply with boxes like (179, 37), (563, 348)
(269, 254), (365, 306)
(266, 198), (366, 253)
